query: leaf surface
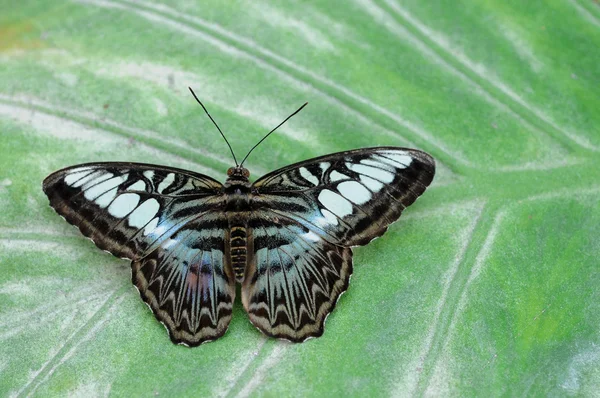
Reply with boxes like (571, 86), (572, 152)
(1, 0), (599, 396)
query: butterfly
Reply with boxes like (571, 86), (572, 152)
(42, 88), (435, 346)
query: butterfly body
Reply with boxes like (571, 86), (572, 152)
(43, 146), (435, 345)
(223, 168), (253, 282)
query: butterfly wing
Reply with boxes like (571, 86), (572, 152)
(43, 162), (235, 345)
(132, 213), (235, 346)
(243, 147), (435, 341)
(43, 162), (224, 259)
(252, 147), (435, 246)
(242, 211), (352, 342)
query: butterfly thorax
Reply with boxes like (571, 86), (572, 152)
(224, 169), (252, 282)
(223, 177), (251, 209)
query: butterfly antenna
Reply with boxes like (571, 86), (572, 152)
(240, 102), (308, 167)
(188, 87), (238, 166)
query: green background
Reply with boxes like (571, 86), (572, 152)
(1, 0), (599, 396)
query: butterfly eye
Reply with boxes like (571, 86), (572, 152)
(227, 167), (235, 176)
(242, 168), (250, 178)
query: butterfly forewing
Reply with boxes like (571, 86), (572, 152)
(43, 163), (223, 259)
(252, 147), (435, 246)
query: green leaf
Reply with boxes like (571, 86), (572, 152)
(1, 0), (599, 396)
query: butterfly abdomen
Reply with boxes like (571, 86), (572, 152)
(230, 225), (247, 282)
(224, 179), (253, 283)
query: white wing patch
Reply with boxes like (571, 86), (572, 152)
(127, 180), (146, 191)
(318, 189), (353, 218)
(83, 174), (129, 208)
(320, 209), (339, 226)
(143, 217), (160, 235)
(359, 175), (384, 192)
(83, 174), (115, 200)
(379, 152), (412, 168)
(75, 171), (104, 187)
(299, 167), (319, 186)
(330, 170), (349, 182)
(64, 168), (93, 186)
(108, 193), (140, 218)
(346, 162), (395, 184)
(143, 170), (155, 180)
(73, 171), (105, 188)
(128, 198), (160, 228)
(94, 187), (119, 208)
(302, 231), (321, 242)
(80, 172), (114, 190)
(337, 181), (371, 205)
(157, 173), (175, 193)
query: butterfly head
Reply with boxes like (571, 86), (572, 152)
(227, 166), (250, 181)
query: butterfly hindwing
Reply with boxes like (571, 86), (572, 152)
(132, 213), (235, 346)
(242, 211), (352, 342)
(42, 162), (223, 259)
(252, 147), (435, 246)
